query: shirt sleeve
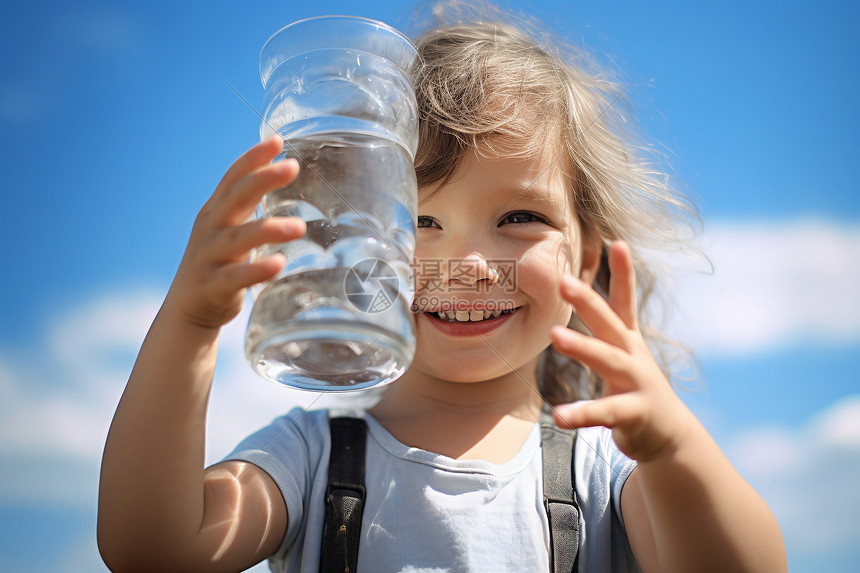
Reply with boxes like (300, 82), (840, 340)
(222, 407), (329, 554)
(609, 440), (637, 528)
(574, 425), (640, 572)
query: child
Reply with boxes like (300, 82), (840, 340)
(97, 8), (787, 573)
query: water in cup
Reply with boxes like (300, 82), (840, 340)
(246, 134), (416, 390)
(245, 17), (419, 391)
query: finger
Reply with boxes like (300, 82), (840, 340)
(607, 241), (638, 330)
(211, 216), (307, 263)
(214, 158), (301, 226)
(212, 253), (287, 296)
(212, 135), (284, 202)
(552, 394), (643, 430)
(550, 325), (637, 390)
(560, 275), (629, 348)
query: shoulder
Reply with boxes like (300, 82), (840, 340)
(240, 406), (330, 441)
(221, 407), (341, 555)
(224, 407), (336, 474)
(227, 407), (377, 461)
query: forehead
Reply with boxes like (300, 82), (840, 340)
(420, 145), (571, 208)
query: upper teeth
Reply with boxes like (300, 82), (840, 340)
(433, 309), (506, 322)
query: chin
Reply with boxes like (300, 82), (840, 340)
(409, 354), (533, 385)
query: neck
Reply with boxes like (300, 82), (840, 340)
(374, 361), (544, 421)
(369, 362), (545, 462)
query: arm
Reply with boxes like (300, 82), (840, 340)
(97, 136), (305, 572)
(550, 242), (787, 573)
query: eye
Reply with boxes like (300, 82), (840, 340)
(417, 215), (440, 229)
(499, 211), (551, 226)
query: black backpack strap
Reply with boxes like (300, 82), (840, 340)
(541, 415), (580, 573)
(320, 416), (368, 573)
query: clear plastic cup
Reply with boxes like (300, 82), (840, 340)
(245, 16), (418, 391)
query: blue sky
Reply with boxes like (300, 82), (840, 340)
(1, 1), (858, 571)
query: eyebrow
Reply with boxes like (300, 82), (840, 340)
(499, 185), (565, 209)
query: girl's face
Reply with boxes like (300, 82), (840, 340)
(409, 148), (598, 385)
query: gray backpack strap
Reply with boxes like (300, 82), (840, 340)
(321, 413), (578, 573)
(541, 417), (580, 573)
(320, 417), (367, 573)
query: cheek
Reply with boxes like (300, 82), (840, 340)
(411, 250), (441, 292)
(517, 239), (575, 316)
(519, 236), (575, 282)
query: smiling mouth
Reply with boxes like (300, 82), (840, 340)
(425, 307), (520, 323)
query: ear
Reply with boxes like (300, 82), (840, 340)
(577, 229), (603, 287)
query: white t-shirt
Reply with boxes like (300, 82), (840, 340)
(225, 408), (640, 572)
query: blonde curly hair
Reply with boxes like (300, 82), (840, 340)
(410, 3), (700, 403)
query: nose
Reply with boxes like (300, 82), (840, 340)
(446, 253), (499, 286)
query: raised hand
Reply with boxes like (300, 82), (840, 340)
(549, 241), (694, 462)
(166, 135), (306, 330)
(99, 135), (301, 571)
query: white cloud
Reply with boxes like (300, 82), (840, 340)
(663, 219), (860, 356)
(726, 395), (860, 560)
(0, 289), (158, 506)
(0, 287), (328, 572)
(0, 287), (342, 506)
